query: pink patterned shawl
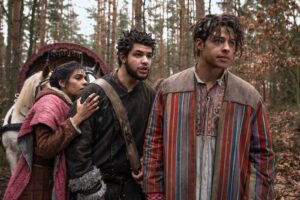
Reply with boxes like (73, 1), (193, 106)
(4, 89), (72, 200)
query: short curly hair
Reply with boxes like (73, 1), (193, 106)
(192, 14), (244, 56)
(116, 29), (156, 66)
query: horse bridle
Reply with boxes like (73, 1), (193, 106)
(34, 78), (50, 99)
(0, 108), (23, 135)
(1, 77), (49, 136)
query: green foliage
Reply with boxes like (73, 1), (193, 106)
(47, 0), (87, 45)
(117, 8), (130, 39)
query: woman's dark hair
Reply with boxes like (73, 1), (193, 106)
(116, 29), (156, 66)
(49, 61), (84, 89)
(192, 14), (244, 56)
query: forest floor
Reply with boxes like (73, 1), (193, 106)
(0, 108), (299, 199)
(271, 108), (300, 199)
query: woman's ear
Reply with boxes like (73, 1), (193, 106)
(59, 80), (66, 89)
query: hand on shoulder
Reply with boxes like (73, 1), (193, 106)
(72, 93), (100, 126)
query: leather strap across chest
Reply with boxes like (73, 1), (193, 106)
(93, 78), (141, 173)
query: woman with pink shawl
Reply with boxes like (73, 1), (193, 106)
(4, 61), (99, 200)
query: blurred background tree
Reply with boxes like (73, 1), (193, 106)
(0, 0), (299, 198)
(0, 0), (299, 121)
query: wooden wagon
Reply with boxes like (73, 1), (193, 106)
(18, 42), (109, 90)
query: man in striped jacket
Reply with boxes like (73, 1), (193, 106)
(143, 14), (274, 200)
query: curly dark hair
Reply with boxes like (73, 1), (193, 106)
(192, 14), (244, 56)
(116, 29), (156, 66)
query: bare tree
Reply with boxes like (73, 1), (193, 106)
(179, 0), (187, 69)
(96, 0), (107, 59)
(39, 0), (47, 47)
(0, 1), (4, 91)
(195, 0), (205, 20)
(134, 0), (142, 30)
(96, 0), (101, 55)
(106, 0), (111, 65)
(10, 0), (24, 99)
(142, 0), (146, 31)
(219, 0), (234, 13)
(0, 1), (3, 69)
(158, 0), (165, 77)
(53, 0), (63, 41)
(110, 0), (117, 68)
(131, 0), (135, 28)
(5, 0), (12, 74)
(27, 0), (38, 57)
(101, 0), (107, 61)
(208, 0), (212, 14)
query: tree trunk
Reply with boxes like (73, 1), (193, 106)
(167, 2), (178, 74)
(39, 0), (47, 47)
(0, 2), (3, 69)
(10, 0), (23, 99)
(185, 0), (191, 68)
(110, 0), (117, 68)
(0, 1), (4, 93)
(100, 0), (107, 61)
(158, 0), (164, 78)
(195, 0), (205, 20)
(142, 0), (146, 32)
(179, 0), (186, 70)
(27, 0), (38, 58)
(67, 0), (73, 41)
(208, 0), (212, 14)
(54, 0), (63, 41)
(166, 2), (170, 76)
(134, 0), (142, 30)
(5, 0), (12, 74)
(96, 0), (101, 55)
(106, 0), (111, 66)
(131, 0), (135, 28)
(3, 0), (13, 111)
(158, 19), (164, 77)
(222, 0), (234, 13)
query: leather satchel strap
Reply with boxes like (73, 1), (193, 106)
(93, 78), (141, 173)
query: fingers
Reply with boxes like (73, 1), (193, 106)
(85, 93), (98, 103)
(80, 93), (98, 106)
(73, 93), (100, 124)
(88, 94), (99, 106)
(132, 169), (143, 180)
(77, 93), (99, 112)
(132, 170), (143, 186)
(132, 171), (142, 179)
(132, 157), (144, 181)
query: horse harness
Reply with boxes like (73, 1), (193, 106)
(0, 108), (23, 136)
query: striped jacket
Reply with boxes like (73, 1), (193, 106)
(143, 67), (274, 200)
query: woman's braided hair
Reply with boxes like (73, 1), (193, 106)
(192, 14), (244, 56)
(116, 29), (156, 65)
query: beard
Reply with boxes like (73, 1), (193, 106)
(125, 61), (148, 81)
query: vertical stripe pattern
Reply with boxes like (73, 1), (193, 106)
(144, 92), (274, 200)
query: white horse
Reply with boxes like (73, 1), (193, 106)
(1, 71), (49, 173)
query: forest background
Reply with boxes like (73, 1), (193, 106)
(0, 0), (299, 199)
